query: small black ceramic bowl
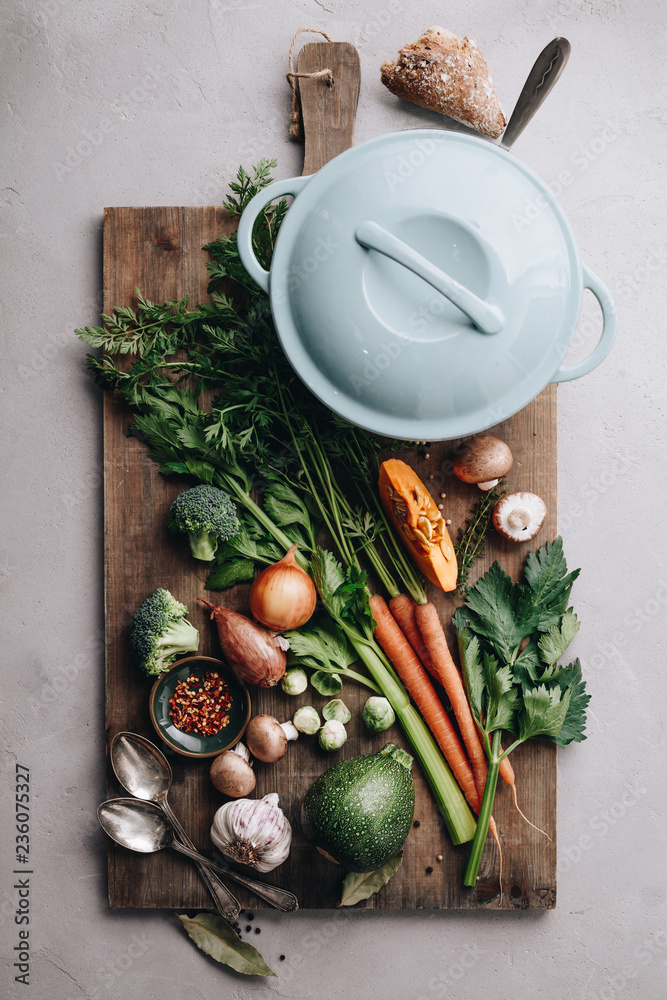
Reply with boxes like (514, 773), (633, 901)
(149, 655), (251, 759)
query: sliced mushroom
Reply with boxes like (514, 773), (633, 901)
(493, 492), (547, 542)
(453, 435), (513, 490)
(245, 714), (298, 763)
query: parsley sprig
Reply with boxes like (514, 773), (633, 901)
(452, 537), (590, 885)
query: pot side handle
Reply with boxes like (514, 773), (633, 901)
(237, 176), (311, 294)
(550, 265), (617, 383)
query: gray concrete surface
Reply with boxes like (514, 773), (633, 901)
(1, 1), (665, 998)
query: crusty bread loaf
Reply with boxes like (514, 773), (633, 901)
(380, 27), (506, 140)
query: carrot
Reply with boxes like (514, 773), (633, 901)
(415, 602), (490, 804)
(388, 594), (438, 681)
(370, 595), (481, 815)
(389, 598), (515, 801)
(499, 754), (516, 796)
(391, 594), (516, 795)
(499, 754), (551, 843)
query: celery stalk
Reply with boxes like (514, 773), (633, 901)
(348, 631), (477, 846)
(463, 730), (502, 883)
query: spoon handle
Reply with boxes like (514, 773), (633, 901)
(172, 842), (299, 912)
(161, 800), (240, 920)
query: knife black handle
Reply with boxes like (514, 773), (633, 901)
(501, 37), (571, 150)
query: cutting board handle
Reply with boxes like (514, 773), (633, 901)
(297, 42), (361, 175)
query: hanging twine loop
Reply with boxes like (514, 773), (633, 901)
(287, 28), (335, 141)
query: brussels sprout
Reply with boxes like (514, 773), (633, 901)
(322, 698), (351, 724)
(319, 720), (348, 751)
(310, 670), (342, 696)
(362, 696), (396, 733)
(281, 667), (308, 696)
(293, 706), (321, 735)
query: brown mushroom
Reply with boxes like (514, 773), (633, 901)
(245, 714), (298, 763)
(210, 744), (256, 798)
(453, 435), (513, 490)
(493, 492), (547, 542)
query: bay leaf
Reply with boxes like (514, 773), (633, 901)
(176, 912), (276, 977)
(338, 850), (404, 907)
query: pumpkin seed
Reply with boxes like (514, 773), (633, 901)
(392, 500), (408, 522)
(386, 485), (395, 498)
(425, 508), (440, 523)
(403, 525), (415, 541)
(413, 528), (430, 547)
(440, 538), (454, 559)
(418, 516), (433, 539)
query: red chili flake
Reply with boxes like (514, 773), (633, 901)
(169, 671), (233, 736)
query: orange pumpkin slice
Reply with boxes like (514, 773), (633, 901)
(379, 459), (458, 592)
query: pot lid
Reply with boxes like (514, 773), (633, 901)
(269, 130), (583, 440)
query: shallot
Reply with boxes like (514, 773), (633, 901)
(198, 600), (286, 687)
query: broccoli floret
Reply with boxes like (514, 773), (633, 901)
(167, 485), (240, 561)
(130, 587), (199, 676)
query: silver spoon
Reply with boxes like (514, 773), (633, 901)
(110, 731), (240, 920)
(98, 798), (299, 912)
(500, 37), (571, 150)
(110, 731), (298, 911)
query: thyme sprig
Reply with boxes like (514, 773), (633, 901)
(454, 479), (508, 595)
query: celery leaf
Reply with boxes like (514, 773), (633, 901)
(524, 537), (580, 630)
(455, 624), (484, 727)
(538, 608), (580, 668)
(518, 684), (571, 742)
(550, 659), (589, 745)
(461, 562), (539, 664)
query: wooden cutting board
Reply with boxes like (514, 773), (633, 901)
(103, 43), (557, 911)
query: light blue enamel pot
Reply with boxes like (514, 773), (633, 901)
(238, 130), (616, 441)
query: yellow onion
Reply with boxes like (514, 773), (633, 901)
(249, 545), (317, 631)
(198, 600), (286, 687)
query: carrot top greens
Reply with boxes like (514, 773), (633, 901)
(453, 536), (589, 886)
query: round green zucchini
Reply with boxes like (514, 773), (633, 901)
(300, 742), (415, 872)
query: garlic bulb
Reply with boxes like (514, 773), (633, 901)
(210, 793), (292, 872)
